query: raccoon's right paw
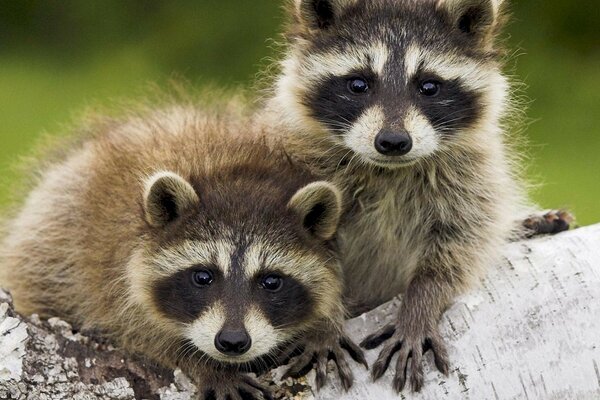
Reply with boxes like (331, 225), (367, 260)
(522, 209), (575, 238)
(280, 332), (367, 391)
(201, 372), (273, 400)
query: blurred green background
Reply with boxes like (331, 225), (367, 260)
(1, 1), (598, 223)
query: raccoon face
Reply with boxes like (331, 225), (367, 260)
(131, 172), (342, 364)
(280, 0), (508, 168)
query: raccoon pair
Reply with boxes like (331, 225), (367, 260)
(0, 0), (573, 398)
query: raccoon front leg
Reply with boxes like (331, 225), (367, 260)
(361, 271), (452, 393)
(281, 322), (367, 391)
(195, 368), (273, 400)
(173, 354), (272, 400)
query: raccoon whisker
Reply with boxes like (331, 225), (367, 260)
(431, 107), (481, 127)
(317, 146), (351, 167)
(174, 341), (197, 365)
(319, 118), (352, 128)
(182, 343), (199, 362)
(336, 149), (356, 172)
(317, 116), (353, 129)
(345, 152), (366, 175)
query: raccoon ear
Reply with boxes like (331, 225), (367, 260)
(288, 181), (343, 241)
(295, 0), (356, 31)
(437, 0), (500, 40)
(143, 171), (199, 228)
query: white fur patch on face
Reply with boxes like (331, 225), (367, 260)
(342, 106), (439, 167)
(303, 42), (389, 82)
(343, 105), (386, 161)
(370, 42), (390, 75)
(241, 243), (264, 279)
(126, 248), (154, 310)
(243, 306), (286, 360)
(243, 241), (327, 283)
(404, 43), (423, 80)
(152, 240), (233, 277)
(404, 107), (440, 160)
(184, 303), (284, 364)
(185, 301), (226, 361)
(404, 43), (491, 91)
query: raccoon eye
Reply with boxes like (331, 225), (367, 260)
(347, 78), (369, 94)
(261, 275), (283, 292)
(191, 270), (213, 287)
(419, 80), (441, 97)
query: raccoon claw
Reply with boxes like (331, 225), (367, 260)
(339, 334), (369, 369)
(201, 373), (273, 400)
(362, 323), (449, 393)
(282, 332), (366, 391)
(523, 209), (574, 238)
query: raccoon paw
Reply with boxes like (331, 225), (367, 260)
(522, 209), (575, 238)
(281, 332), (367, 391)
(201, 373), (273, 400)
(361, 322), (449, 393)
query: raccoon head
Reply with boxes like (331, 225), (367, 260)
(276, 0), (508, 168)
(130, 171), (343, 365)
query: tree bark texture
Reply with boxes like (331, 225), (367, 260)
(2, 225), (599, 399)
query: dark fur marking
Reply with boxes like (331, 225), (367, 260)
(254, 274), (314, 328)
(154, 264), (315, 332)
(313, 0), (335, 29)
(157, 192), (179, 223)
(454, 2), (495, 36)
(430, 220), (464, 242)
(360, 324), (396, 350)
(152, 266), (222, 323)
(414, 77), (481, 135)
(304, 202), (327, 234)
(229, 240), (249, 277)
(304, 71), (376, 134)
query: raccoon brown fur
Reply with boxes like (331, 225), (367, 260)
(0, 105), (364, 399)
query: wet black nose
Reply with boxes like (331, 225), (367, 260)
(374, 130), (413, 156)
(215, 329), (251, 356)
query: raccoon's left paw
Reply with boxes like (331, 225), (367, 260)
(281, 332), (367, 391)
(361, 323), (449, 393)
(522, 209), (575, 238)
(201, 373), (273, 400)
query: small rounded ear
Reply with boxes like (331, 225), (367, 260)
(437, 0), (499, 39)
(288, 181), (343, 241)
(143, 171), (199, 228)
(295, 0), (357, 31)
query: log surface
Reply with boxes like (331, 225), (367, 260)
(2, 225), (600, 399)
(316, 224), (600, 400)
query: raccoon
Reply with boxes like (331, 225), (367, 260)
(261, 0), (572, 392)
(0, 106), (363, 399)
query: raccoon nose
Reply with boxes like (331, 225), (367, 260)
(215, 329), (252, 356)
(374, 130), (413, 156)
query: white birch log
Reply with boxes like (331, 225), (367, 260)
(313, 224), (600, 400)
(1, 225), (600, 399)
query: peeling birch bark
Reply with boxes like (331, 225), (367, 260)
(316, 224), (600, 400)
(1, 225), (600, 399)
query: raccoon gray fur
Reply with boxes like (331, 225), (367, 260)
(0, 106), (364, 399)
(260, 0), (572, 392)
